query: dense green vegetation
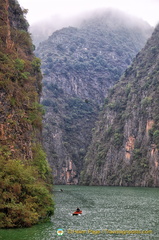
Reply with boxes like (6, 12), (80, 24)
(0, 156), (54, 228)
(0, 0), (54, 228)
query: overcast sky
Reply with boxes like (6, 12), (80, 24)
(18, 0), (159, 27)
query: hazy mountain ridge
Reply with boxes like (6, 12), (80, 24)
(30, 8), (153, 47)
(36, 9), (153, 184)
(81, 24), (159, 187)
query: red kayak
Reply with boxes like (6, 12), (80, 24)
(72, 210), (82, 215)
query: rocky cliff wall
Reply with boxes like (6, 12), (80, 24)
(36, 10), (153, 184)
(0, 0), (54, 228)
(81, 24), (159, 187)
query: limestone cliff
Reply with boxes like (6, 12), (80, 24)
(0, 0), (54, 228)
(36, 10), (153, 184)
(81, 23), (159, 187)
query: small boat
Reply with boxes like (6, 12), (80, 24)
(72, 210), (82, 215)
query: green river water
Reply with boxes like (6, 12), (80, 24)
(0, 185), (159, 240)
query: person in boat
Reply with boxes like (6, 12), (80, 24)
(76, 207), (81, 212)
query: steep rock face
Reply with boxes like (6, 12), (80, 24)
(0, 0), (54, 228)
(0, 0), (40, 160)
(81, 24), (159, 187)
(36, 10), (153, 184)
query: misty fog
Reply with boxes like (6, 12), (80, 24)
(30, 11), (89, 46)
(30, 8), (153, 47)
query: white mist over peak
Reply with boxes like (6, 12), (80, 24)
(18, 0), (159, 27)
